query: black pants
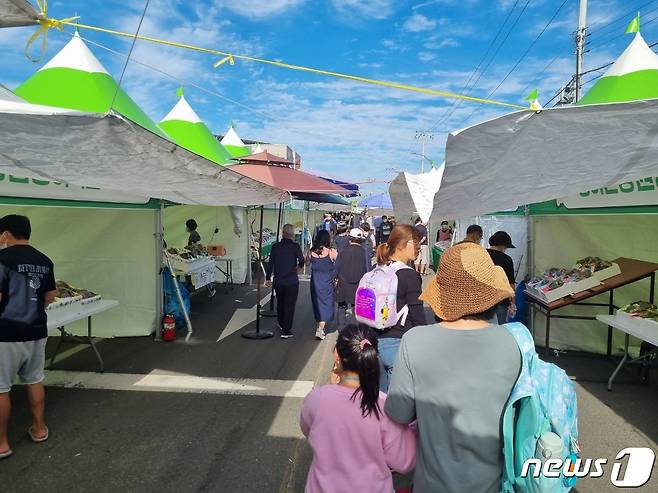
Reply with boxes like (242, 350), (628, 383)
(275, 282), (299, 333)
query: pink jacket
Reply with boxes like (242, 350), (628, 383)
(300, 385), (416, 493)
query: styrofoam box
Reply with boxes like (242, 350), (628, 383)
(526, 283), (573, 303)
(569, 275), (601, 295)
(594, 263), (622, 282)
(47, 296), (83, 317)
(616, 310), (658, 333)
(169, 255), (214, 273)
(80, 295), (102, 305)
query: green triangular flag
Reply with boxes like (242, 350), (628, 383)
(626, 14), (640, 34)
(525, 89), (538, 102)
(176, 86), (184, 98)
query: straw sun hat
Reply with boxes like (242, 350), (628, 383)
(420, 242), (514, 321)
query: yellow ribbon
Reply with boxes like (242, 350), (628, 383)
(25, 1), (79, 63)
(33, 14), (528, 111)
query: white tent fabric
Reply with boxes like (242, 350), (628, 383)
(0, 105), (285, 206)
(432, 99), (658, 221)
(0, 0), (36, 28)
(389, 166), (444, 224)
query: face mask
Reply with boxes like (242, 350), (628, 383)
(441, 225), (448, 231)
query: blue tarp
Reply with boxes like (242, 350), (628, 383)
(358, 192), (392, 209)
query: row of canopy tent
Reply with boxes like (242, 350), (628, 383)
(0, 10), (352, 342)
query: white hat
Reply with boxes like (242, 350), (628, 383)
(349, 228), (365, 240)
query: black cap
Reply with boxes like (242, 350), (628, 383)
(489, 231), (515, 248)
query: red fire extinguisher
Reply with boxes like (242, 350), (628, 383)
(162, 314), (176, 342)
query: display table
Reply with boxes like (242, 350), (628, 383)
(48, 299), (119, 373)
(526, 258), (658, 357)
(214, 255), (241, 290)
(596, 314), (658, 390)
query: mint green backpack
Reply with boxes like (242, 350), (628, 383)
(501, 323), (580, 493)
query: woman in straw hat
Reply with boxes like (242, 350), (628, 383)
(384, 242), (522, 493)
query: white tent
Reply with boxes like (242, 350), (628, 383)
(389, 165), (444, 224)
(0, 102), (284, 206)
(431, 98), (658, 221)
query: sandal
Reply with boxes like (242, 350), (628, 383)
(28, 426), (49, 443)
(0, 448), (13, 460)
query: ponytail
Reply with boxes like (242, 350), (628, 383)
(376, 243), (392, 266)
(377, 225), (419, 265)
(335, 325), (381, 419)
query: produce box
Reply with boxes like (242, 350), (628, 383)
(569, 275), (601, 295)
(616, 310), (658, 333)
(526, 283), (573, 303)
(47, 296), (83, 318)
(593, 262), (621, 282)
(168, 255), (214, 273)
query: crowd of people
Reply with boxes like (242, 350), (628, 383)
(0, 209), (525, 493)
(266, 212), (524, 493)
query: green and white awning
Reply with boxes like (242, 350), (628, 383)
(159, 95), (233, 165)
(578, 33), (658, 105)
(15, 33), (168, 139)
(220, 125), (250, 158)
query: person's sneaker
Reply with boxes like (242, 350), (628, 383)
(315, 328), (326, 340)
(280, 331), (294, 339)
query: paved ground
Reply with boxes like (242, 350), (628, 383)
(2, 280), (657, 492)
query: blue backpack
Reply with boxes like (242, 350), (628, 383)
(502, 323), (580, 493)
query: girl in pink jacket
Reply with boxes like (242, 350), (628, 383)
(300, 325), (416, 493)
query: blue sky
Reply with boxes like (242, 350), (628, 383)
(1, 0), (655, 193)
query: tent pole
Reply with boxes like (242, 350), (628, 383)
(243, 205), (273, 339)
(154, 201), (165, 341)
(262, 202), (283, 317)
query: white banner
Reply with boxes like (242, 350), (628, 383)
(558, 176), (658, 209)
(0, 173), (150, 204)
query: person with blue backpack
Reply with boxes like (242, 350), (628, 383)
(384, 242), (579, 493)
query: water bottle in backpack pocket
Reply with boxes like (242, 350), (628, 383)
(355, 261), (411, 329)
(502, 323), (580, 493)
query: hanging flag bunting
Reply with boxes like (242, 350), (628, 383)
(626, 13), (640, 34)
(176, 86), (184, 97)
(524, 89), (538, 102)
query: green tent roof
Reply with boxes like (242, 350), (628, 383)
(578, 33), (658, 105)
(159, 96), (233, 165)
(15, 33), (169, 139)
(220, 125), (250, 158)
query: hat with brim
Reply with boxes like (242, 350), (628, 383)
(488, 231), (516, 249)
(349, 228), (365, 240)
(420, 243), (514, 321)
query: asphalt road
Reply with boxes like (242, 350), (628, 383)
(2, 281), (657, 492)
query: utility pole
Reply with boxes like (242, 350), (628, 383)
(574, 0), (588, 102)
(415, 130), (435, 173)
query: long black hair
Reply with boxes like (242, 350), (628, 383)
(335, 325), (381, 419)
(312, 230), (331, 254)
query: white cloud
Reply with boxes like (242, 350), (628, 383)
(403, 13), (437, 33)
(209, 0), (307, 19)
(331, 0), (397, 20)
(418, 52), (436, 62)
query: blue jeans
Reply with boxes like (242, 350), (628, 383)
(378, 337), (401, 392)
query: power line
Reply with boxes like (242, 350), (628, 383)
(488, 0), (570, 99)
(454, 0), (569, 128)
(588, 0), (657, 38)
(424, 0), (521, 133)
(589, 6), (658, 48)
